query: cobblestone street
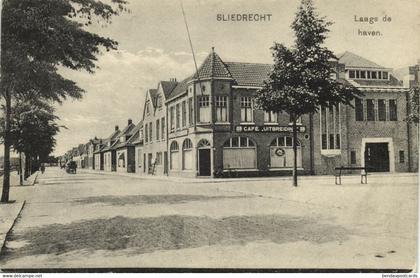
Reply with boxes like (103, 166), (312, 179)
(0, 167), (417, 270)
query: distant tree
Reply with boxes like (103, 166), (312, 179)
(255, 0), (361, 187)
(1, 0), (127, 202)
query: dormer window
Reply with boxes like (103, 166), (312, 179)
(348, 69), (389, 80)
(120, 136), (125, 143)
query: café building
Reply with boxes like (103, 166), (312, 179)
(140, 48), (417, 177)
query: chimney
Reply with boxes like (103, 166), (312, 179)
(115, 125), (119, 131)
(128, 119), (132, 125)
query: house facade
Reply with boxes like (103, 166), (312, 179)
(140, 49), (418, 177)
(101, 126), (121, 172)
(113, 119), (137, 173)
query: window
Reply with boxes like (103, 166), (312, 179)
(399, 150), (405, 163)
(372, 71), (377, 79)
(264, 111), (278, 123)
(182, 139), (193, 170)
(350, 151), (356, 164)
(320, 105), (341, 150)
(349, 70), (355, 78)
(149, 122), (153, 142)
(223, 136), (256, 169)
(366, 99), (375, 121)
(360, 71), (366, 79)
(389, 99), (397, 121)
(156, 152), (162, 165)
(367, 71), (371, 79)
(240, 97), (253, 122)
(170, 106), (175, 131)
(118, 152), (125, 168)
(378, 71), (382, 79)
(170, 141), (179, 170)
(215, 96), (228, 122)
(176, 103), (180, 129)
(145, 101), (151, 115)
(355, 98), (364, 121)
(378, 99), (386, 121)
(188, 97), (194, 126)
(157, 95), (163, 109)
(156, 119), (160, 140)
(182, 101), (187, 127)
(161, 117), (165, 140)
(383, 71), (389, 79)
(355, 70), (360, 79)
(144, 123), (148, 143)
(270, 136), (302, 168)
(137, 149), (142, 168)
(198, 96), (211, 123)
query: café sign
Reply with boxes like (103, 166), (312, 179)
(235, 125), (306, 133)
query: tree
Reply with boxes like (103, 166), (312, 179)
(407, 87), (420, 124)
(1, 0), (127, 202)
(255, 0), (361, 187)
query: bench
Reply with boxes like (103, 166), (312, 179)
(334, 166), (368, 185)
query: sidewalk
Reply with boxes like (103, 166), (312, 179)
(79, 168), (417, 185)
(0, 171), (38, 255)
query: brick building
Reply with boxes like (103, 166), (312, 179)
(139, 49), (418, 177)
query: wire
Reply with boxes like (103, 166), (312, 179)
(180, 0), (203, 96)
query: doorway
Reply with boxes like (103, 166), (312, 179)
(198, 149), (211, 176)
(364, 143), (390, 172)
(163, 151), (168, 175)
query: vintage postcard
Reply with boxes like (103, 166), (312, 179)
(0, 0), (419, 274)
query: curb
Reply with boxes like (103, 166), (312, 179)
(0, 200), (26, 256)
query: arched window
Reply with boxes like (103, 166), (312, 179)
(270, 136), (302, 168)
(182, 139), (193, 170)
(170, 141), (179, 170)
(197, 139), (211, 148)
(222, 136), (256, 169)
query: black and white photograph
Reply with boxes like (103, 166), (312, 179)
(0, 0), (419, 274)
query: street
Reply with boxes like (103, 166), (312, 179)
(0, 167), (417, 269)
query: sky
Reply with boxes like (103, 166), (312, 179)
(52, 0), (420, 156)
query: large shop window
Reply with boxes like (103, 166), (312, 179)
(240, 97), (254, 122)
(182, 139), (193, 170)
(215, 96), (228, 122)
(320, 105), (341, 151)
(270, 136), (302, 168)
(170, 141), (179, 170)
(198, 96), (211, 123)
(223, 136), (256, 169)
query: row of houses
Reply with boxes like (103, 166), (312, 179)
(62, 48), (419, 178)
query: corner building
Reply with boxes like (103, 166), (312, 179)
(141, 49), (418, 177)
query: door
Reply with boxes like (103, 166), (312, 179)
(163, 151), (168, 175)
(365, 143), (389, 172)
(198, 149), (211, 176)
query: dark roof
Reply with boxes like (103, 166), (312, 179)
(338, 51), (385, 69)
(127, 121), (143, 145)
(160, 81), (178, 98)
(226, 62), (271, 87)
(193, 50), (233, 80)
(167, 76), (192, 100)
(112, 122), (137, 149)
